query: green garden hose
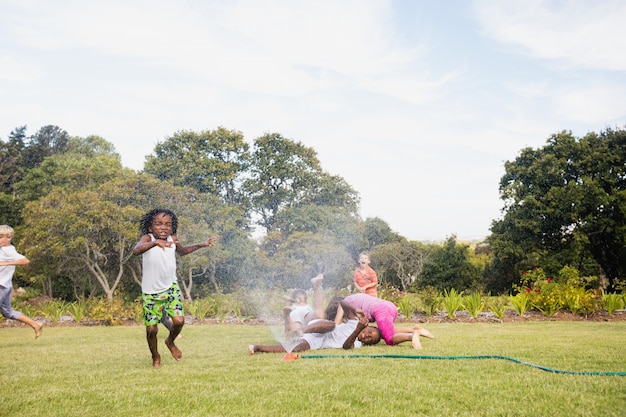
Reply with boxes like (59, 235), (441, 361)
(300, 353), (626, 376)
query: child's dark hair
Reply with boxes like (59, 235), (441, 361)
(324, 296), (345, 321)
(290, 289), (307, 301)
(139, 208), (178, 235)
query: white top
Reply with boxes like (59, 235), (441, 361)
(141, 234), (177, 294)
(0, 245), (25, 288)
(302, 319), (363, 350)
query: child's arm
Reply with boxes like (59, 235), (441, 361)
(342, 315), (369, 349)
(0, 257), (30, 266)
(132, 234), (172, 256)
(174, 235), (218, 256)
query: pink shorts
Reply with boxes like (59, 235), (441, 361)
(372, 304), (398, 345)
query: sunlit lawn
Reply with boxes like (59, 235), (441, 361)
(1, 321), (625, 417)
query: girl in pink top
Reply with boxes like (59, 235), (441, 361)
(344, 293), (434, 349)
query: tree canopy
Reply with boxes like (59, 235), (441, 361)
(490, 128), (626, 290)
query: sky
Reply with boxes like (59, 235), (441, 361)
(1, 0), (625, 242)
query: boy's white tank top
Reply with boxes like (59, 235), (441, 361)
(141, 234), (177, 294)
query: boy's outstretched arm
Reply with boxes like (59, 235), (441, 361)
(175, 236), (218, 256)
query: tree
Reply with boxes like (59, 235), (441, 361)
(419, 236), (481, 292)
(362, 217), (403, 249)
(370, 240), (432, 291)
(257, 230), (354, 290)
(491, 128), (626, 290)
(144, 127), (250, 205)
(273, 204), (366, 259)
(19, 188), (140, 300)
(0, 126), (27, 193)
(18, 170), (213, 300)
(21, 125), (71, 169)
(15, 142), (123, 202)
(242, 133), (341, 231)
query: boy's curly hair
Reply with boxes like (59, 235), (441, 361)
(138, 208), (178, 235)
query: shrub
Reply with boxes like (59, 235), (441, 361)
(396, 294), (417, 319)
(86, 296), (136, 325)
(487, 295), (508, 320)
(464, 292), (485, 319)
(602, 291), (625, 315)
(441, 288), (463, 319)
(415, 286), (440, 317)
(510, 292), (531, 317)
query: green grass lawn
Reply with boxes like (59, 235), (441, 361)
(1, 321), (625, 417)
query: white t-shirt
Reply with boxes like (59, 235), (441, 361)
(302, 319), (363, 350)
(141, 234), (177, 294)
(0, 245), (25, 288)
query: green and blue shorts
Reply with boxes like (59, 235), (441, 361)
(142, 282), (184, 326)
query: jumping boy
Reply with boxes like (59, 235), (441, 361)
(133, 208), (217, 367)
(0, 225), (43, 338)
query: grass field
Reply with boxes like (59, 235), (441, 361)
(1, 321), (625, 417)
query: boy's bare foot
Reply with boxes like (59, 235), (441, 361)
(414, 325), (435, 339)
(411, 331), (423, 349)
(34, 323), (43, 339)
(165, 338), (182, 361)
(152, 354), (161, 368)
(248, 345), (255, 355)
(310, 274), (324, 286)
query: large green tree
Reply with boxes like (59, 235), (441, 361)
(370, 240), (432, 291)
(490, 128), (626, 290)
(242, 133), (360, 232)
(144, 127), (250, 205)
(419, 236), (481, 292)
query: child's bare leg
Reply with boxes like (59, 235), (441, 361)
(302, 319), (336, 334)
(249, 341), (310, 354)
(249, 344), (287, 354)
(413, 324), (435, 339)
(146, 325), (161, 367)
(164, 316), (183, 361)
(17, 313), (43, 339)
(311, 274), (324, 319)
(411, 331), (423, 349)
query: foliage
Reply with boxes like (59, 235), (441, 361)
(242, 133), (359, 231)
(492, 128), (626, 291)
(143, 127), (251, 205)
(42, 300), (68, 322)
(441, 288), (464, 319)
(184, 298), (217, 321)
(257, 230), (354, 290)
(509, 292), (531, 317)
(415, 286), (441, 317)
(487, 295), (509, 320)
(602, 292), (625, 315)
(396, 294), (418, 319)
(362, 217), (403, 249)
(66, 299), (87, 323)
(420, 236), (481, 292)
(85, 296), (136, 325)
(370, 239), (431, 291)
(515, 267), (600, 317)
(463, 292), (485, 318)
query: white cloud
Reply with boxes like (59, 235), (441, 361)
(472, 0), (626, 71)
(0, 56), (42, 82)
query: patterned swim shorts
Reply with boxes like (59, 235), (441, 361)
(142, 282), (184, 326)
